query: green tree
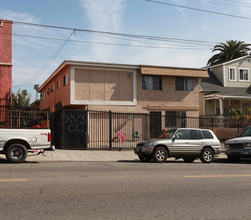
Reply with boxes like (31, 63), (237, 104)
(207, 40), (251, 66)
(12, 89), (31, 109)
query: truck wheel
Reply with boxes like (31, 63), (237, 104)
(138, 155), (152, 162)
(153, 147), (168, 163)
(227, 155), (240, 163)
(200, 148), (214, 163)
(6, 144), (28, 163)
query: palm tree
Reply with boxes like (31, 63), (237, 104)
(207, 40), (251, 66)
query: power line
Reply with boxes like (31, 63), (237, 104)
(8, 33), (214, 49)
(197, 0), (251, 7)
(13, 30), (75, 88)
(12, 20), (218, 45)
(145, 0), (251, 20)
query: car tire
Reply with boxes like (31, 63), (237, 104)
(200, 148), (214, 163)
(138, 155), (152, 162)
(183, 157), (196, 163)
(227, 155), (240, 163)
(5, 144), (27, 163)
(153, 147), (168, 163)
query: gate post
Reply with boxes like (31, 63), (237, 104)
(109, 110), (112, 150)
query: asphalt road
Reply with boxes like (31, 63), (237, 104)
(1, 159), (251, 220)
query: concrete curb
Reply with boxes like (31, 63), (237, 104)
(24, 150), (227, 162)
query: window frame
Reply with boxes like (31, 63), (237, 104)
(64, 74), (68, 86)
(142, 75), (162, 90)
(57, 80), (60, 89)
(175, 77), (194, 91)
(229, 67), (236, 81)
(238, 68), (250, 82)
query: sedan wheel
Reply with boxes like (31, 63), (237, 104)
(153, 147), (168, 163)
(200, 148), (214, 163)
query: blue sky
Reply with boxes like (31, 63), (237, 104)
(1, 0), (251, 101)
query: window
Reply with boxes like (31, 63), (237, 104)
(202, 130), (214, 139)
(57, 80), (60, 89)
(175, 129), (190, 139)
(142, 75), (162, 90)
(51, 85), (54, 92)
(165, 111), (186, 128)
(189, 130), (203, 139)
(239, 69), (249, 81)
(64, 74), (68, 86)
(175, 77), (194, 91)
(229, 67), (236, 81)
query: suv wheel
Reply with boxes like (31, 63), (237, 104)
(153, 147), (168, 163)
(138, 155), (152, 162)
(200, 148), (214, 163)
(183, 157), (196, 163)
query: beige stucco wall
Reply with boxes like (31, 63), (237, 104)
(40, 63), (202, 119)
(225, 59), (251, 87)
(74, 68), (133, 102)
(204, 100), (215, 115)
(87, 70), (200, 117)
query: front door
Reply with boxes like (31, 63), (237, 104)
(170, 129), (191, 156)
(150, 112), (161, 138)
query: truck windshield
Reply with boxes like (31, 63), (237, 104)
(159, 129), (177, 139)
(238, 127), (251, 137)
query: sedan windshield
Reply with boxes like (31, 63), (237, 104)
(238, 127), (251, 137)
(159, 129), (177, 139)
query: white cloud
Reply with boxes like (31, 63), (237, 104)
(239, 0), (251, 17)
(79, 0), (125, 61)
(79, 0), (125, 31)
(0, 9), (40, 23)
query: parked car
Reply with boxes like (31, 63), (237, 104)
(225, 126), (251, 162)
(134, 128), (222, 163)
(0, 128), (54, 163)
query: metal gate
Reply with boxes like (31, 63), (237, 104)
(53, 110), (88, 149)
(150, 111), (161, 138)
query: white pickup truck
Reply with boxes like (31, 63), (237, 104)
(0, 128), (54, 163)
(225, 126), (251, 162)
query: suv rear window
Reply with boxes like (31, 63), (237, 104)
(189, 130), (203, 139)
(202, 130), (214, 139)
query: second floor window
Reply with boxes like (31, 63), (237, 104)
(229, 67), (236, 81)
(142, 75), (162, 90)
(57, 80), (60, 89)
(64, 74), (68, 86)
(239, 69), (249, 81)
(175, 77), (194, 91)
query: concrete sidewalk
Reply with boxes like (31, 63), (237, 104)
(22, 149), (227, 162)
(25, 149), (139, 162)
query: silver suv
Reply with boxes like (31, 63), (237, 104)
(134, 128), (222, 163)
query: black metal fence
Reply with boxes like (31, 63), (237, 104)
(50, 109), (251, 150)
(50, 110), (88, 149)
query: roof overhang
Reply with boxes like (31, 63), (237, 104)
(141, 66), (208, 78)
(205, 94), (251, 100)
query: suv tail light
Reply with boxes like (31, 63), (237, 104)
(48, 133), (51, 142)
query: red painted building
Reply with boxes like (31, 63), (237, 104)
(0, 20), (12, 100)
